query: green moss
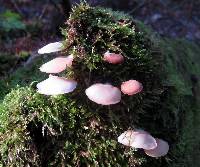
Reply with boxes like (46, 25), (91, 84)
(0, 55), (46, 102)
(161, 39), (200, 167)
(141, 25), (200, 167)
(0, 86), (148, 166)
(0, 87), (41, 166)
(0, 2), (200, 167)
(0, 51), (34, 101)
(63, 2), (159, 74)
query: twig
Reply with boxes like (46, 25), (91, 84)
(88, 68), (92, 86)
(49, 0), (64, 14)
(10, 0), (24, 16)
(128, 0), (146, 15)
(38, 5), (48, 20)
(23, 52), (39, 67)
(188, 0), (194, 20)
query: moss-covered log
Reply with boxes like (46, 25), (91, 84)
(0, 3), (200, 167)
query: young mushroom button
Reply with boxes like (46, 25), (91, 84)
(103, 51), (124, 64)
(121, 80), (143, 95)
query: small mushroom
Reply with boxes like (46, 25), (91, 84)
(121, 80), (143, 95)
(118, 129), (157, 150)
(39, 55), (73, 73)
(85, 83), (121, 105)
(37, 75), (77, 95)
(103, 51), (124, 64)
(38, 41), (64, 54)
(144, 138), (169, 157)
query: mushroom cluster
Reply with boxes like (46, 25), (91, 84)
(37, 42), (143, 103)
(37, 40), (169, 158)
(37, 42), (76, 95)
(118, 129), (169, 157)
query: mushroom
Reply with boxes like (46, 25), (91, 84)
(144, 138), (169, 157)
(118, 129), (149, 146)
(130, 133), (157, 150)
(118, 130), (157, 150)
(103, 51), (124, 64)
(118, 130), (135, 146)
(121, 80), (143, 95)
(85, 83), (121, 105)
(38, 41), (64, 54)
(39, 55), (73, 73)
(37, 75), (77, 95)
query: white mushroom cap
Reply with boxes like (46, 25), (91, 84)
(38, 41), (64, 54)
(39, 55), (73, 73)
(85, 83), (121, 105)
(37, 75), (77, 95)
(144, 138), (169, 157)
(118, 129), (157, 150)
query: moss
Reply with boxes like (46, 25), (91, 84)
(160, 39), (200, 167)
(0, 2), (200, 167)
(0, 55), (45, 102)
(0, 86), (147, 166)
(0, 87), (41, 166)
(138, 21), (200, 166)
(0, 51), (30, 100)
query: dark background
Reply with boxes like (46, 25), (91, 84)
(0, 0), (199, 74)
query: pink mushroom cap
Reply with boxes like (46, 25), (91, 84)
(37, 75), (77, 95)
(132, 129), (149, 135)
(121, 80), (143, 95)
(144, 138), (169, 157)
(85, 83), (121, 105)
(118, 129), (155, 149)
(130, 133), (157, 150)
(39, 55), (73, 74)
(103, 51), (124, 64)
